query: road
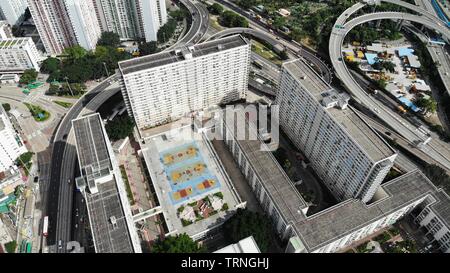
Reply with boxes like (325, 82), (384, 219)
(329, 5), (450, 170)
(208, 0), (333, 83)
(46, 0), (209, 253)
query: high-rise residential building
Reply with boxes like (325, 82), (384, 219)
(0, 0), (28, 26)
(63, 0), (102, 50)
(92, 0), (167, 41)
(275, 59), (397, 203)
(0, 37), (43, 73)
(139, 0), (167, 42)
(92, 0), (141, 39)
(0, 105), (28, 173)
(219, 107), (438, 253)
(118, 35), (250, 131)
(27, 0), (101, 55)
(0, 21), (13, 39)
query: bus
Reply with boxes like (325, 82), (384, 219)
(43, 216), (49, 237)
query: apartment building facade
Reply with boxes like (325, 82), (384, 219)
(0, 0), (28, 25)
(92, 0), (166, 41)
(118, 35), (250, 131)
(28, 0), (101, 54)
(0, 37), (42, 73)
(219, 107), (438, 253)
(0, 105), (28, 173)
(275, 59), (397, 203)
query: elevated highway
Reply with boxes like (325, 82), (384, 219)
(330, 4), (450, 171)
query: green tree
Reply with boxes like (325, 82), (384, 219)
(158, 19), (178, 43)
(63, 45), (88, 62)
(220, 10), (248, 28)
(19, 69), (38, 85)
(4, 241), (17, 253)
(40, 57), (61, 74)
(169, 9), (188, 21)
(97, 31), (121, 47)
(138, 41), (159, 56)
(209, 3), (224, 15)
(222, 208), (272, 252)
(105, 115), (135, 141)
(2, 103), (11, 112)
(152, 233), (206, 253)
(46, 84), (60, 95)
(415, 97), (437, 113)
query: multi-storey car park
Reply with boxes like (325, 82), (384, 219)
(72, 113), (142, 253)
(118, 35), (251, 133)
(276, 59), (397, 203)
(218, 106), (449, 253)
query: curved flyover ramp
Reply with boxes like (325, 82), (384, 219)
(329, 11), (450, 170)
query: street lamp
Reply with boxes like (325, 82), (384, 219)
(103, 62), (110, 78)
(64, 76), (74, 97)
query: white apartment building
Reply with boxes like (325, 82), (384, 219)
(0, 37), (42, 73)
(118, 35), (250, 132)
(0, 0), (28, 26)
(64, 0), (102, 50)
(219, 107), (438, 253)
(275, 59), (397, 203)
(92, 0), (166, 41)
(0, 21), (13, 39)
(0, 105), (27, 173)
(413, 190), (450, 253)
(140, 0), (167, 42)
(28, 0), (76, 55)
(92, 0), (142, 39)
(28, 0), (101, 54)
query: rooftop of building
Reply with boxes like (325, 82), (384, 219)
(214, 235), (261, 253)
(296, 170), (437, 251)
(118, 35), (248, 75)
(223, 109), (437, 252)
(85, 178), (134, 253)
(72, 114), (112, 189)
(282, 59), (396, 162)
(72, 114), (134, 253)
(0, 37), (32, 49)
(429, 190), (450, 230)
(140, 124), (243, 238)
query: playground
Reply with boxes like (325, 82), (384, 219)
(159, 142), (221, 205)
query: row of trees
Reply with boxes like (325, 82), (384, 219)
(46, 82), (87, 97)
(41, 32), (131, 84)
(219, 10), (249, 28)
(151, 209), (273, 253)
(105, 115), (135, 141)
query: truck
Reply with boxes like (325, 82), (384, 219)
(43, 216), (49, 237)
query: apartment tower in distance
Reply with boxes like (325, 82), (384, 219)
(28, 0), (101, 54)
(92, 0), (167, 41)
(118, 35), (251, 131)
(0, 0), (28, 26)
(275, 59), (397, 203)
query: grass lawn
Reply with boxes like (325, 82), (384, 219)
(23, 103), (50, 122)
(251, 40), (282, 66)
(53, 100), (73, 108)
(120, 165), (135, 205)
